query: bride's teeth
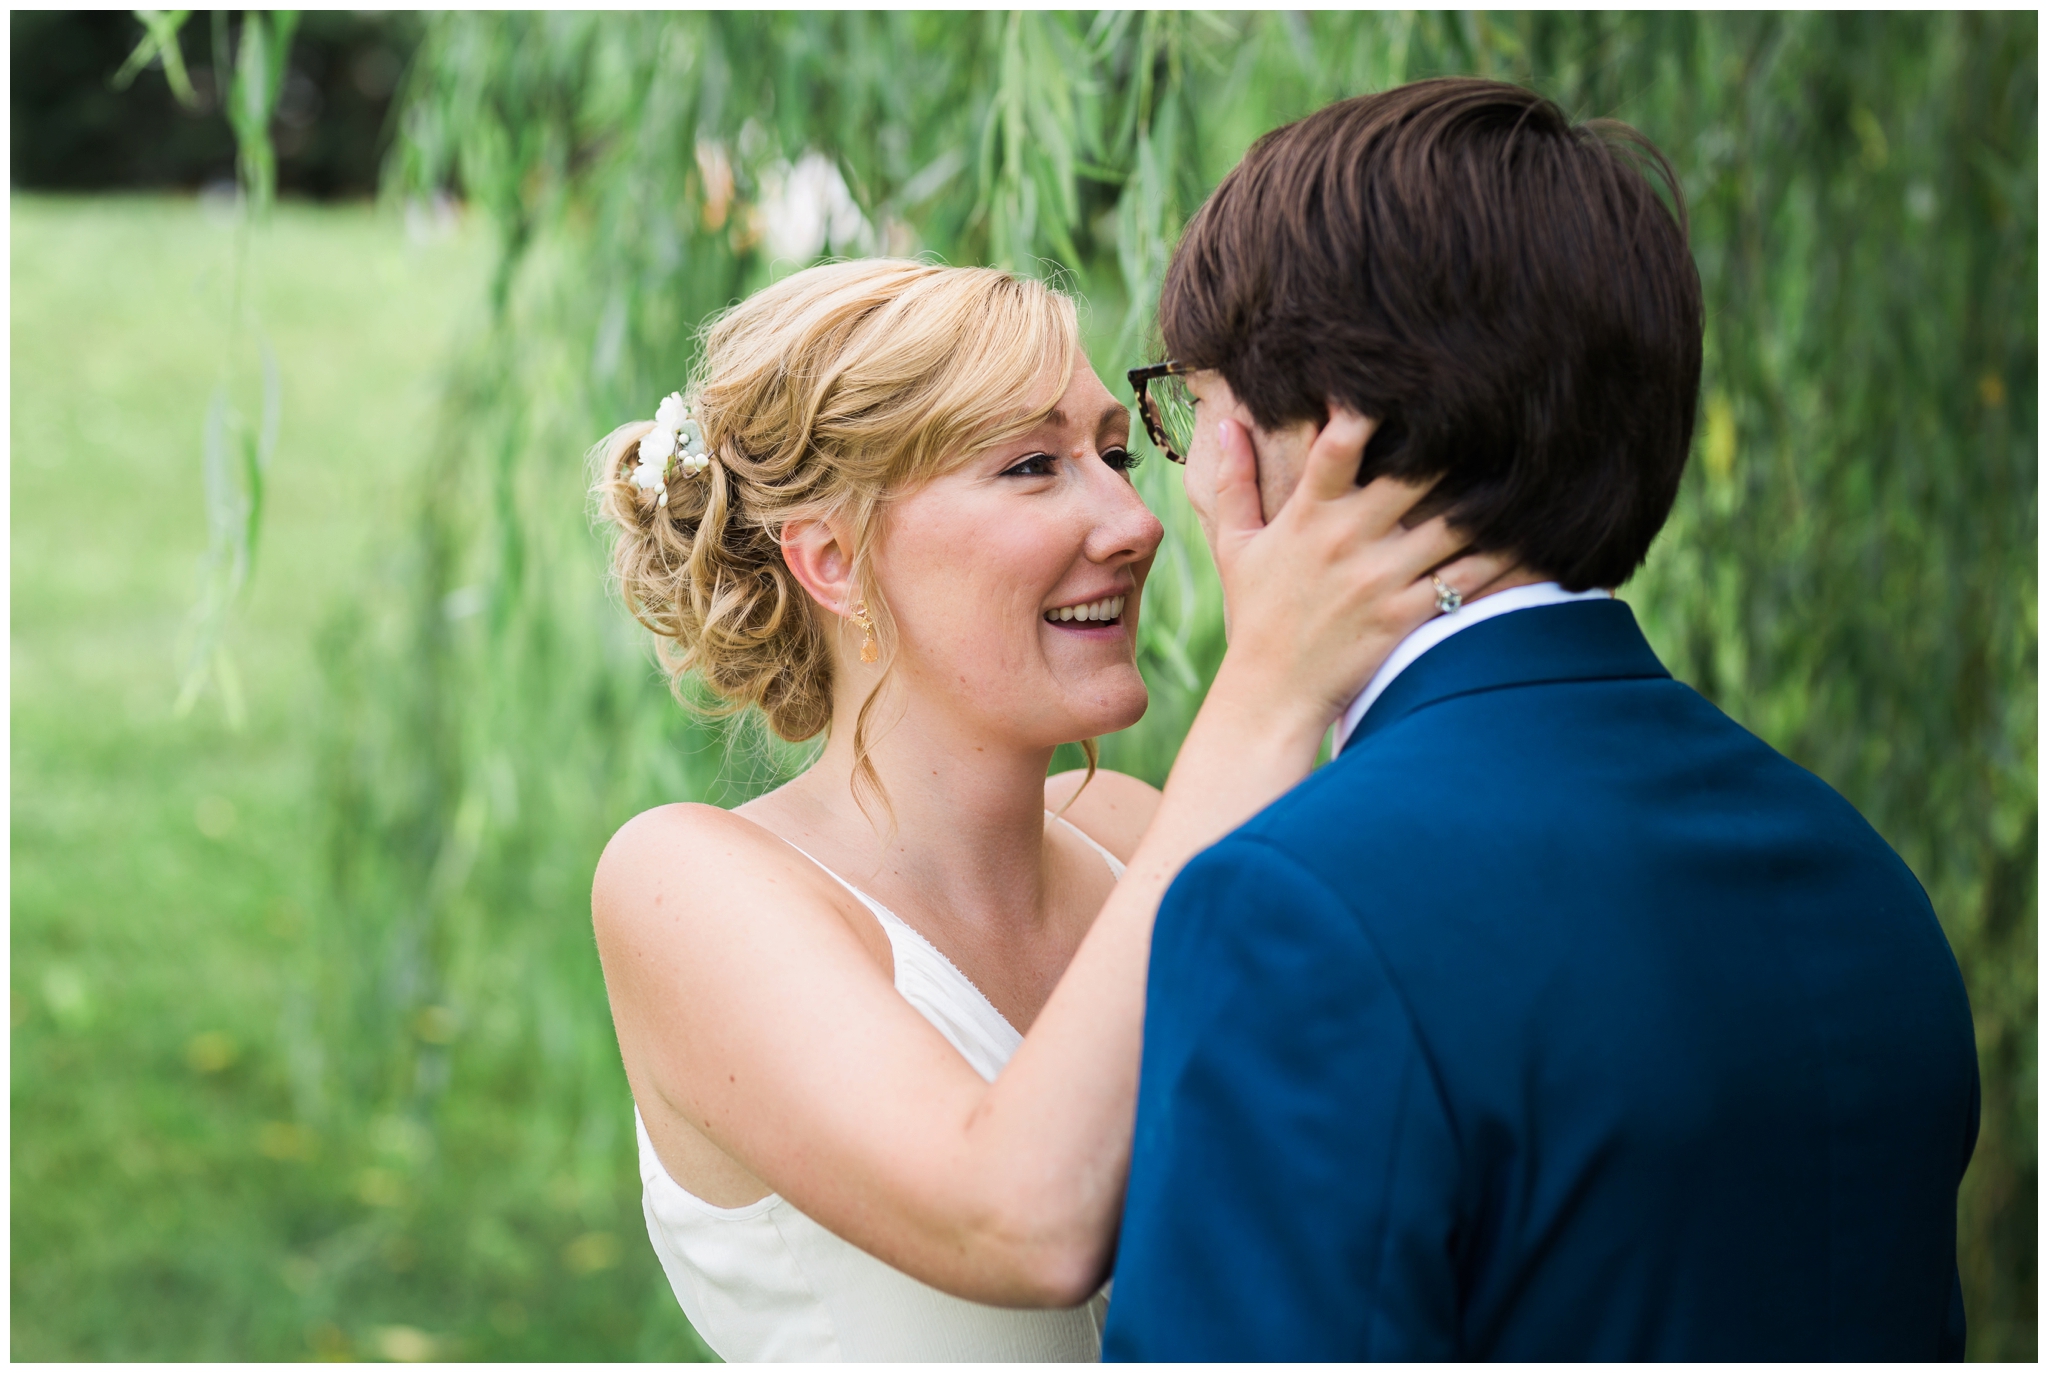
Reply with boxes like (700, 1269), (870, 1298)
(1044, 596), (1126, 624)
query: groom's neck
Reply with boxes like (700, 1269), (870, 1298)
(1456, 565), (1555, 604)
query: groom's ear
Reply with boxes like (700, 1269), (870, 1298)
(779, 517), (858, 615)
(1251, 410), (1328, 520)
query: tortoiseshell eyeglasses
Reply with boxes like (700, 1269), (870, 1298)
(1127, 361), (1197, 464)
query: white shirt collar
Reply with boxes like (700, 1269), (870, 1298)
(1332, 581), (1614, 754)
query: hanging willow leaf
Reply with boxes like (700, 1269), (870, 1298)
(111, 8), (199, 106)
(168, 10), (297, 718)
(220, 9), (297, 209)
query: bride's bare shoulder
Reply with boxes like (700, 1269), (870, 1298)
(1043, 768), (1161, 864)
(593, 802), (823, 935)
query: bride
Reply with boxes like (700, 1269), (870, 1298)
(591, 259), (1497, 1360)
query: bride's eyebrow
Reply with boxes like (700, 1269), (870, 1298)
(1017, 408), (1079, 447)
(1005, 404), (1124, 451)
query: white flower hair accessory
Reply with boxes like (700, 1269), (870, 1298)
(630, 391), (711, 507)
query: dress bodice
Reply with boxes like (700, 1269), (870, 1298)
(635, 816), (1123, 1361)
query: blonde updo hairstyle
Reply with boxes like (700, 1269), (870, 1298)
(594, 259), (1086, 813)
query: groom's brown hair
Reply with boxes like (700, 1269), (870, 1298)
(1160, 78), (1703, 591)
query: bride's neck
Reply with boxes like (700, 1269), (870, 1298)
(769, 684), (1059, 927)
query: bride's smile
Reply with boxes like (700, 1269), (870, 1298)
(1042, 594), (1126, 626)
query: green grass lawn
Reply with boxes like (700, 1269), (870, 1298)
(11, 194), (713, 1361)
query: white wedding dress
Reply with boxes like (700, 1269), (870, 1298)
(635, 816), (1122, 1361)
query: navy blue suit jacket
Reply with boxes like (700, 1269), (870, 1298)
(1105, 600), (1978, 1361)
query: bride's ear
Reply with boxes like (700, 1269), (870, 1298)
(780, 517), (860, 620)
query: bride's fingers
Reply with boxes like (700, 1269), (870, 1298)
(1344, 473), (1443, 543)
(1211, 418), (1266, 541)
(1376, 510), (1468, 578)
(1293, 406), (1378, 504)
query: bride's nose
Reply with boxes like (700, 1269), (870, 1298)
(1082, 465), (1165, 565)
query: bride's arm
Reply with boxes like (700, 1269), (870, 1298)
(596, 413), (1505, 1307)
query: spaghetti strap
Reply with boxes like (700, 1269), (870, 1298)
(1047, 810), (1127, 879)
(776, 836), (876, 907)
(770, 833), (1023, 1050)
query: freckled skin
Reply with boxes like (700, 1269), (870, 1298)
(870, 363), (1161, 751)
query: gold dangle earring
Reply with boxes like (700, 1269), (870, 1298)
(850, 600), (879, 664)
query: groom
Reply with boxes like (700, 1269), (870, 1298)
(1106, 79), (1979, 1360)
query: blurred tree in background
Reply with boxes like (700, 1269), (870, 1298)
(13, 10), (2035, 1361)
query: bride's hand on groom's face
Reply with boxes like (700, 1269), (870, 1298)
(1207, 407), (1514, 731)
